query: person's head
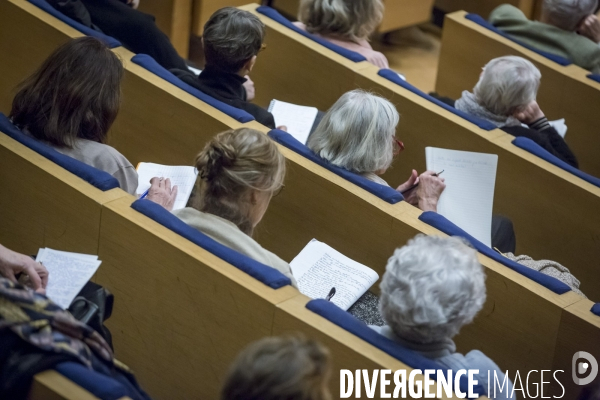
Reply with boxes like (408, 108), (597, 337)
(298, 0), (384, 42)
(221, 335), (332, 400)
(473, 56), (541, 116)
(307, 90), (400, 175)
(203, 7), (265, 74)
(542, 0), (598, 31)
(379, 235), (486, 344)
(193, 128), (285, 236)
(9, 37), (123, 148)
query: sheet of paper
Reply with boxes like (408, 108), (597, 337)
(549, 118), (567, 138)
(36, 248), (102, 309)
(136, 163), (198, 210)
(290, 239), (379, 310)
(426, 147), (498, 247)
(268, 100), (319, 145)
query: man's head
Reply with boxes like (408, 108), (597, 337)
(203, 7), (265, 74)
(542, 0), (598, 31)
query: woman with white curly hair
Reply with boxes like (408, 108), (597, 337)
(372, 235), (514, 399)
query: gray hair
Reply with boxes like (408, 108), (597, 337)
(473, 56), (541, 116)
(298, 0), (384, 42)
(203, 7), (265, 73)
(379, 235), (486, 344)
(307, 90), (399, 174)
(542, 0), (598, 31)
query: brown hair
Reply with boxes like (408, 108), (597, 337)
(221, 336), (332, 400)
(193, 128), (285, 236)
(9, 37), (123, 148)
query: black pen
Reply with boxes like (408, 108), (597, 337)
(400, 170), (445, 195)
(325, 287), (336, 301)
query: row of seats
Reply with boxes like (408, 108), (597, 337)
(1, 0), (599, 398)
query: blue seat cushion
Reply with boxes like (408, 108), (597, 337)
(0, 114), (119, 191)
(268, 129), (403, 204)
(27, 0), (121, 49)
(54, 362), (131, 400)
(256, 6), (367, 63)
(592, 303), (600, 317)
(130, 54), (255, 124)
(465, 14), (572, 66)
(512, 137), (600, 188)
(131, 199), (291, 289)
(419, 211), (571, 294)
(587, 74), (600, 84)
(306, 299), (485, 398)
(377, 69), (497, 131)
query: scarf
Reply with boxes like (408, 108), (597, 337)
(455, 91), (522, 128)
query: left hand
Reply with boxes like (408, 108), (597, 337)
(146, 177), (178, 211)
(396, 169), (419, 206)
(578, 14), (600, 43)
(243, 75), (255, 101)
(0, 245), (48, 294)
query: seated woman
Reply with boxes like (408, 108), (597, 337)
(221, 335), (332, 400)
(446, 56), (578, 168)
(293, 0), (390, 69)
(307, 89), (516, 253)
(374, 234), (514, 400)
(9, 37), (138, 194)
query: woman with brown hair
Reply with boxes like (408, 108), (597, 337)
(9, 36), (138, 194)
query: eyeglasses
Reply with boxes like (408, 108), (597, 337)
(393, 137), (405, 156)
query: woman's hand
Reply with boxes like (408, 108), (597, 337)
(513, 101), (545, 125)
(243, 75), (255, 101)
(0, 244), (48, 294)
(146, 177), (178, 211)
(578, 14), (600, 43)
(396, 169), (419, 206)
(416, 171), (446, 212)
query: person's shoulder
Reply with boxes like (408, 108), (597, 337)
(489, 4), (527, 23)
(169, 68), (201, 89)
(464, 349), (504, 372)
(76, 139), (132, 168)
(245, 103), (276, 129)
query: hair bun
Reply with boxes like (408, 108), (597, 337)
(198, 141), (237, 181)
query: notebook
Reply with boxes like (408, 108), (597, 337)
(425, 147), (498, 247)
(35, 248), (102, 309)
(136, 163), (198, 210)
(290, 239), (379, 310)
(268, 99), (319, 145)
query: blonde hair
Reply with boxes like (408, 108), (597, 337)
(298, 0), (384, 42)
(193, 128), (286, 236)
(221, 336), (332, 400)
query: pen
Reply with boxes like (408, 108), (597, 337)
(400, 170), (445, 195)
(139, 188), (150, 199)
(325, 287), (336, 301)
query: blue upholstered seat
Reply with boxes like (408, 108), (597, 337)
(591, 303), (600, 317)
(587, 74), (600, 84)
(0, 113), (120, 191)
(255, 6), (367, 63)
(27, 0), (121, 48)
(306, 299), (485, 398)
(130, 54), (255, 124)
(54, 363), (132, 400)
(418, 211), (571, 294)
(130, 199), (292, 289)
(268, 129), (403, 204)
(465, 14), (572, 66)
(377, 69), (497, 131)
(512, 137), (600, 188)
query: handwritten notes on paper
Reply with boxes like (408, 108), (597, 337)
(268, 100), (319, 145)
(136, 163), (198, 210)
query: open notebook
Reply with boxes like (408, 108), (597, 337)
(268, 99), (318, 145)
(426, 147), (498, 247)
(136, 163), (198, 210)
(290, 239), (379, 310)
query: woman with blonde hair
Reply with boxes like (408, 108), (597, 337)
(293, 0), (389, 68)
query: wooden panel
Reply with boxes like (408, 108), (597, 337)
(136, 0), (192, 58)
(28, 371), (100, 400)
(434, 0), (535, 19)
(192, 0), (255, 37)
(96, 196), (298, 399)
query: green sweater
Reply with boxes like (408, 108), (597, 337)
(489, 4), (600, 73)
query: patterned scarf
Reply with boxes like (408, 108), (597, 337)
(455, 91), (522, 128)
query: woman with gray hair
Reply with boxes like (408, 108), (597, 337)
(373, 234), (514, 399)
(293, 0), (390, 68)
(451, 56), (577, 167)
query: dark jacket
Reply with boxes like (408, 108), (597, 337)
(171, 66), (276, 129)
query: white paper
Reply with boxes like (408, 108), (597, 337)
(268, 99), (318, 145)
(36, 248), (102, 309)
(426, 147), (498, 247)
(136, 163), (198, 210)
(289, 239), (379, 310)
(549, 118), (567, 138)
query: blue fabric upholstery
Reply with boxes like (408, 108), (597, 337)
(0, 113), (119, 191)
(587, 74), (600, 84)
(306, 299), (485, 398)
(268, 130), (403, 204)
(418, 211), (571, 294)
(512, 137), (600, 188)
(377, 69), (497, 131)
(54, 362), (130, 400)
(592, 303), (600, 317)
(130, 54), (255, 123)
(465, 14), (572, 66)
(256, 6), (367, 63)
(130, 199), (292, 289)
(27, 0), (121, 48)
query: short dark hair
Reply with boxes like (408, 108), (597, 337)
(10, 37), (123, 148)
(203, 7), (265, 73)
